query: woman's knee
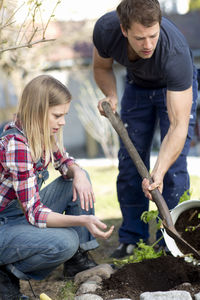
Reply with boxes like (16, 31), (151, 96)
(46, 228), (79, 261)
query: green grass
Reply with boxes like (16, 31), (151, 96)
(59, 281), (77, 300)
(46, 164), (200, 220)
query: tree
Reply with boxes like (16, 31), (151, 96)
(0, 0), (61, 123)
(0, 0), (61, 53)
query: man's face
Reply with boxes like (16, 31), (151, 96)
(121, 21), (160, 59)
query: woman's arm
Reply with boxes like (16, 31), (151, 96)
(67, 164), (95, 211)
(46, 212), (114, 240)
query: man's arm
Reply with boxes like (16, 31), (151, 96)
(93, 47), (118, 115)
(142, 86), (192, 199)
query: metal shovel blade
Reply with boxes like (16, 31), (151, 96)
(102, 101), (200, 260)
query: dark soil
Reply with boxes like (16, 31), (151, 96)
(97, 256), (200, 300)
(96, 207), (200, 300)
(175, 207), (200, 255)
(20, 213), (200, 300)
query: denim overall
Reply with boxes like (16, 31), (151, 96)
(0, 128), (98, 280)
(117, 69), (198, 246)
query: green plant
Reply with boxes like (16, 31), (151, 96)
(113, 239), (163, 267)
(178, 189), (191, 204)
(141, 210), (161, 230)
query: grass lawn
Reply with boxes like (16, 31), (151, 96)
(45, 163), (200, 221)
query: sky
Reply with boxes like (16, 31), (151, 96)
(15, 0), (190, 24)
(53, 0), (190, 20)
(54, 0), (121, 21)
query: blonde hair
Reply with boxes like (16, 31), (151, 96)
(17, 75), (72, 163)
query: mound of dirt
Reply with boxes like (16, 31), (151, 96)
(97, 255), (200, 300)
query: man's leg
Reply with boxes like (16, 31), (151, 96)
(113, 81), (157, 258)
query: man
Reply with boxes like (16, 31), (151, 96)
(92, 0), (198, 258)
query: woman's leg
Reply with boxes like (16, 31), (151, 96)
(0, 172), (98, 280)
(40, 174), (99, 251)
(0, 216), (79, 280)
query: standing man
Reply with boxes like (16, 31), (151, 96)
(93, 0), (198, 258)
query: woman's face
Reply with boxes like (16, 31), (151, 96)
(48, 102), (70, 135)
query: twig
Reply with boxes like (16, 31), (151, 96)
(188, 209), (198, 222)
(27, 27), (38, 44)
(43, 0), (61, 39)
(0, 38), (55, 53)
(0, 20), (15, 30)
(2, 1), (25, 30)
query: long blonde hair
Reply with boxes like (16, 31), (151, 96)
(17, 75), (72, 163)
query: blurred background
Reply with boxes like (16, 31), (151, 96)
(0, 0), (200, 159)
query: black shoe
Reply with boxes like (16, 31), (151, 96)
(63, 248), (97, 278)
(0, 266), (29, 300)
(110, 243), (136, 259)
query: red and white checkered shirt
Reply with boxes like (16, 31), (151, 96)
(0, 121), (75, 228)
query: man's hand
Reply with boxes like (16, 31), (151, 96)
(98, 96), (118, 116)
(142, 177), (163, 201)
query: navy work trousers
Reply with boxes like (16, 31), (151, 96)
(117, 75), (198, 245)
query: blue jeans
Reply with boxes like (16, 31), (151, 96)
(117, 72), (198, 245)
(0, 172), (98, 280)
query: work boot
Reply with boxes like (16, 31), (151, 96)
(63, 248), (97, 278)
(0, 266), (29, 300)
(110, 243), (136, 259)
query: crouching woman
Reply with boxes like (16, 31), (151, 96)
(0, 75), (114, 299)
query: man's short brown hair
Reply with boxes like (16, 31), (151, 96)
(117, 0), (162, 30)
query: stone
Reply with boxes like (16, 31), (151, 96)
(85, 275), (102, 284)
(74, 264), (115, 285)
(76, 281), (100, 295)
(140, 291), (192, 300)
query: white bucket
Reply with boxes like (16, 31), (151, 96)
(163, 199), (200, 257)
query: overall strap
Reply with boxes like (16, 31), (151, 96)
(0, 127), (23, 138)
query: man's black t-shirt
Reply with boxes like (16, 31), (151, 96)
(93, 11), (194, 91)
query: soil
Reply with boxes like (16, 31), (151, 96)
(97, 256), (200, 300)
(20, 212), (200, 300)
(175, 207), (200, 255)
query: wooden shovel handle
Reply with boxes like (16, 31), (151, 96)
(102, 101), (174, 228)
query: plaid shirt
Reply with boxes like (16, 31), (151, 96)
(0, 121), (75, 228)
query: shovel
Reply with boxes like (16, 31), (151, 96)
(102, 101), (200, 260)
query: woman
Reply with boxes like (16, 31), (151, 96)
(0, 75), (114, 299)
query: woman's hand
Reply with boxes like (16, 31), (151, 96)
(72, 167), (95, 211)
(83, 215), (114, 239)
(47, 212), (114, 239)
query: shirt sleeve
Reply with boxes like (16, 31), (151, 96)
(93, 16), (111, 58)
(53, 149), (75, 178)
(164, 47), (193, 91)
(4, 136), (52, 228)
